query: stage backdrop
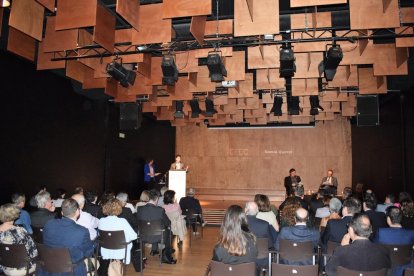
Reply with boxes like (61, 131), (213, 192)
(176, 116), (352, 202)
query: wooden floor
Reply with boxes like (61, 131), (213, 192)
(126, 226), (220, 275)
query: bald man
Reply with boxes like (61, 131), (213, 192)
(72, 193), (99, 240)
(276, 208), (320, 265)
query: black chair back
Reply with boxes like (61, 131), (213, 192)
(0, 244), (30, 271)
(271, 263), (318, 275)
(278, 240), (315, 263)
(138, 220), (165, 244)
(405, 268), (414, 276)
(337, 266), (388, 276)
(98, 230), (127, 250)
(32, 227), (43, 243)
(210, 261), (256, 276)
(256, 237), (269, 259)
(381, 244), (413, 267)
(37, 243), (74, 274)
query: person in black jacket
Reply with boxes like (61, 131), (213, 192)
(30, 191), (56, 228)
(284, 168), (301, 196)
(363, 194), (387, 239)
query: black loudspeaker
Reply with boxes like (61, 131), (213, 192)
(120, 103), (142, 130)
(357, 95), (379, 126)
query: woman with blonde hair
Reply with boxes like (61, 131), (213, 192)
(135, 190), (150, 209)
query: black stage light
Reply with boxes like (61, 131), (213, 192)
(204, 98), (217, 117)
(279, 44), (296, 78)
(190, 99), (202, 118)
(310, 95), (321, 115)
(322, 45), (343, 81)
(207, 52), (227, 82)
(270, 96), (283, 116)
(287, 96), (300, 115)
(174, 101), (184, 118)
(106, 60), (136, 88)
(161, 55), (179, 86)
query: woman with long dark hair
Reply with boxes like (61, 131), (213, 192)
(212, 205), (258, 265)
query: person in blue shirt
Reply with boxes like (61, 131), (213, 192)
(144, 158), (160, 190)
(11, 193), (33, 234)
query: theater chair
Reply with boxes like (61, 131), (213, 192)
(323, 241), (341, 266)
(138, 219), (167, 265)
(36, 243), (77, 275)
(337, 266), (388, 276)
(0, 244), (35, 275)
(405, 268), (414, 276)
(207, 261), (256, 276)
(381, 244), (413, 268)
(271, 263), (318, 275)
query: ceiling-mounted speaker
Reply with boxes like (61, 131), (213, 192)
(120, 103), (142, 130)
(357, 95), (379, 127)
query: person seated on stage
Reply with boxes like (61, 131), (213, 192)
(319, 169), (338, 195)
(116, 192), (138, 230)
(245, 202), (277, 249)
(376, 194), (395, 213)
(157, 186), (169, 207)
(284, 168), (301, 197)
(162, 190), (186, 246)
(83, 190), (102, 218)
(170, 154), (188, 171)
(315, 195), (332, 219)
(72, 193), (99, 241)
(363, 194), (387, 239)
(11, 193), (33, 235)
(0, 203), (38, 275)
(136, 189), (176, 264)
(279, 197), (302, 228)
(325, 213), (391, 276)
(401, 200), (414, 230)
(179, 188), (206, 234)
(136, 190), (149, 209)
(255, 194), (279, 232)
(30, 191), (56, 228)
(276, 208), (320, 265)
(320, 198), (342, 229)
(212, 205), (258, 268)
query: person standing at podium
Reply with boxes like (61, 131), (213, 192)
(170, 155), (188, 171)
(144, 159), (160, 190)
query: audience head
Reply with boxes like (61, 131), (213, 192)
(289, 168), (296, 176)
(342, 197), (362, 216)
(11, 193), (26, 208)
(218, 205), (252, 256)
(163, 190), (176, 205)
(61, 198), (80, 220)
(139, 190), (150, 202)
(294, 208), (309, 224)
(386, 206), (403, 226)
(245, 202), (259, 216)
(71, 194), (86, 209)
(401, 201), (414, 218)
(0, 203), (20, 223)
(160, 186), (169, 197)
(116, 192), (129, 207)
(329, 198), (342, 214)
(363, 194), (377, 211)
(384, 194), (395, 204)
(85, 191), (98, 204)
(36, 185), (47, 194)
(294, 186), (304, 198)
(342, 187), (353, 200)
(102, 198), (123, 216)
(187, 188), (196, 197)
(254, 194), (271, 212)
(74, 187), (84, 195)
(399, 192), (412, 204)
(323, 195), (333, 206)
(365, 189), (373, 196)
(36, 191), (53, 210)
(281, 197), (302, 226)
(349, 213), (372, 240)
(99, 191), (115, 206)
(55, 188), (66, 199)
(148, 189), (159, 204)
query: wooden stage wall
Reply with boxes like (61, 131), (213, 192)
(176, 116), (352, 202)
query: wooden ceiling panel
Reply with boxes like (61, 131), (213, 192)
(190, 15), (207, 46)
(195, 48), (233, 58)
(35, 0), (55, 11)
(168, 77), (193, 100)
(189, 66), (217, 93)
(248, 45), (279, 69)
(162, 0), (211, 18)
(358, 67), (387, 94)
(321, 91), (349, 102)
(37, 41), (66, 70)
(125, 73), (152, 96)
(293, 52), (322, 79)
(228, 73), (254, 99)
(373, 45), (408, 76)
(292, 79), (319, 96)
(43, 17), (78, 52)
(115, 29), (133, 43)
(148, 57), (163, 86)
(290, 12), (332, 30)
(205, 19), (233, 36)
(256, 69), (285, 90)
(224, 51), (246, 81)
(234, 0), (279, 37)
(175, 50), (198, 73)
(116, 0), (140, 31)
(290, 0), (346, 7)
(328, 65), (358, 88)
(349, 0), (400, 30)
(7, 27), (36, 61)
(396, 27), (414, 48)
(94, 4), (116, 53)
(56, 0), (97, 30)
(132, 4), (172, 45)
(66, 60), (89, 83)
(82, 68), (107, 89)
(401, 8), (414, 23)
(91, 57), (112, 79)
(9, 0), (44, 41)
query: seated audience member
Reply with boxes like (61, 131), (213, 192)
(374, 206), (414, 244)
(116, 192), (135, 214)
(52, 188), (66, 208)
(42, 199), (94, 276)
(280, 197), (301, 228)
(363, 194), (387, 238)
(115, 192), (138, 230)
(179, 188), (206, 234)
(11, 193), (33, 234)
(72, 194), (99, 240)
(294, 188), (309, 210)
(315, 195), (332, 218)
(321, 197), (361, 251)
(136, 189), (176, 264)
(98, 191), (115, 206)
(255, 194), (279, 232)
(135, 190), (149, 209)
(0, 204), (38, 275)
(98, 199), (138, 275)
(398, 192), (412, 205)
(342, 187), (353, 201)
(245, 201), (277, 248)
(320, 198), (342, 228)
(276, 208), (319, 264)
(212, 205), (258, 266)
(308, 192), (324, 218)
(325, 213), (391, 276)
(163, 190), (186, 245)
(83, 191), (101, 218)
(401, 200), (414, 229)
(157, 186), (169, 207)
(29, 185), (47, 208)
(30, 191), (56, 228)
(376, 194), (395, 213)
(73, 186), (84, 196)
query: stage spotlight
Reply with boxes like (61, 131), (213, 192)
(204, 98), (217, 117)
(279, 44), (296, 78)
(207, 52), (227, 82)
(320, 44), (343, 81)
(174, 101), (184, 119)
(270, 96), (283, 116)
(161, 55), (179, 86)
(309, 95), (324, 116)
(190, 99), (201, 118)
(106, 60), (136, 88)
(287, 96), (300, 115)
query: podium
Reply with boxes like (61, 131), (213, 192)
(168, 170), (186, 203)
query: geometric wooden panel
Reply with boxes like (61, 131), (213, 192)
(116, 0), (140, 31)
(293, 52), (322, 79)
(55, 0), (97, 30)
(328, 65), (359, 88)
(190, 15), (207, 46)
(373, 45), (408, 76)
(188, 66), (216, 93)
(256, 69), (285, 90)
(7, 27), (36, 61)
(162, 0), (211, 19)
(35, 0), (55, 11)
(228, 73), (254, 99)
(292, 78), (319, 96)
(224, 51), (246, 81)
(37, 41), (66, 70)
(290, 0), (347, 7)
(9, 0), (44, 41)
(358, 67), (387, 94)
(349, 0), (400, 30)
(205, 19), (233, 36)
(43, 16), (78, 53)
(247, 45), (279, 69)
(401, 7), (414, 23)
(66, 60), (89, 83)
(93, 4), (115, 53)
(396, 27), (414, 48)
(290, 12), (332, 30)
(234, 0), (279, 37)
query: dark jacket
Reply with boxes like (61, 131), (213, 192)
(83, 202), (101, 218)
(119, 207), (138, 231)
(373, 227), (414, 245)
(212, 232), (258, 265)
(30, 208), (56, 228)
(321, 215), (352, 251)
(364, 209), (387, 238)
(284, 176), (301, 196)
(179, 196), (202, 215)
(246, 215), (277, 248)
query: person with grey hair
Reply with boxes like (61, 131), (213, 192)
(245, 202), (276, 249)
(42, 199), (95, 276)
(72, 194), (99, 240)
(320, 198), (342, 228)
(179, 188), (207, 234)
(325, 213), (391, 275)
(157, 186), (169, 207)
(12, 193), (33, 234)
(30, 191), (56, 228)
(116, 192), (138, 230)
(116, 192), (135, 214)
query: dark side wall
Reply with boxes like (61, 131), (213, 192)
(0, 50), (175, 204)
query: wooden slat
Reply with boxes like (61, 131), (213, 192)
(224, 51), (246, 81)
(9, 0), (44, 41)
(204, 19), (233, 36)
(190, 16), (207, 46)
(66, 60), (89, 83)
(43, 16), (78, 52)
(162, 0), (211, 19)
(37, 41), (66, 70)
(358, 67), (387, 94)
(247, 45), (279, 69)
(115, 28), (133, 43)
(94, 4), (115, 53)
(349, 0), (400, 30)
(7, 27), (36, 61)
(55, 0), (97, 30)
(35, 0), (55, 11)
(290, 0), (347, 7)
(116, 0), (140, 31)
(401, 7), (414, 23)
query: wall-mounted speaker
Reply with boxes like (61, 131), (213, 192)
(120, 103), (142, 130)
(357, 95), (379, 127)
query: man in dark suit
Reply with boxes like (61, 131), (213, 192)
(374, 206), (414, 244)
(83, 191), (102, 218)
(41, 199), (95, 276)
(284, 168), (301, 197)
(116, 192), (138, 230)
(321, 197), (361, 251)
(136, 189), (176, 264)
(30, 191), (56, 228)
(245, 201), (277, 247)
(276, 208), (320, 264)
(363, 194), (387, 239)
(325, 213), (391, 276)
(319, 169), (338, 195)
(179, 188), (206, 233)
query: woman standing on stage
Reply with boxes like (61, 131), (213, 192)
(144, 159), (160, 190)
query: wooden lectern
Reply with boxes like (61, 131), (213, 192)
(168, 170), (186, 203)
